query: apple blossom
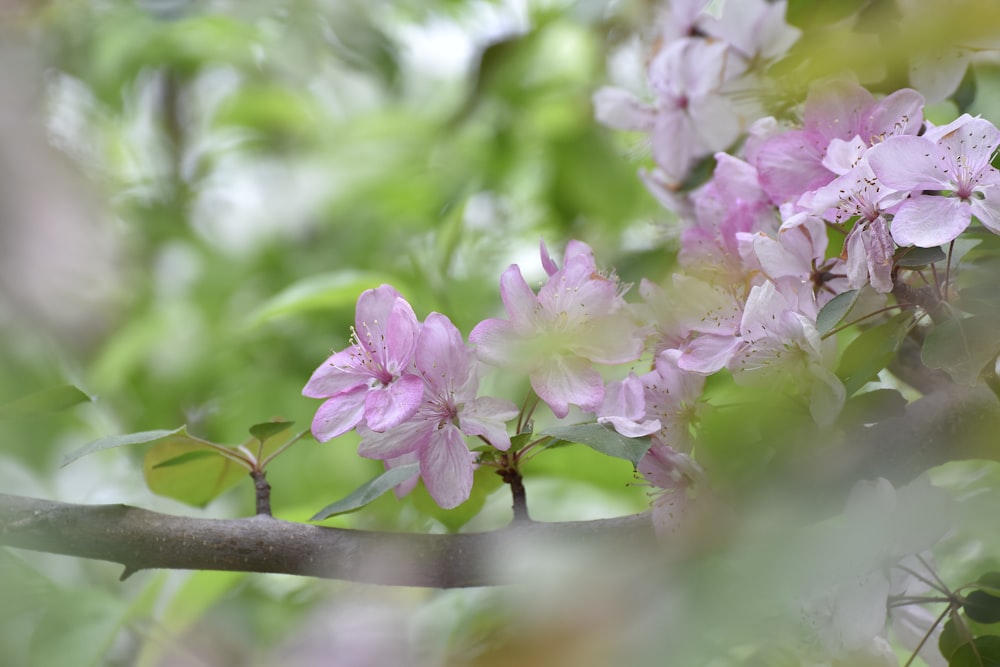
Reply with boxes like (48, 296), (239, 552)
(357, 313), (518, 509)
(470, 241), (643, 419)
(867, 114), (1000, 247)
(303, 285), (424, 441)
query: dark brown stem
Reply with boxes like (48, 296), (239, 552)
(499, 468), (530, 523)
(251, 470), (272, 516)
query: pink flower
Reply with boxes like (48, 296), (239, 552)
(637, 444), (707, 537)
(303, 285), (424, 441)
(729, 281), (845, 426)
(358, 313), (518, 509)
(470, 241), (643, 418)
(754, 82), (923, 205)
(867, 114), (1000, 247)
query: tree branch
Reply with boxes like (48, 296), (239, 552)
(3, 388), (998, 588)
(0, 494), (654, 587)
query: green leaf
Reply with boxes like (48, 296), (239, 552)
(966, 591), (1000, 625)
(61, 427), (185, 468)
(836, 312), (914, 396)
(940, 618), (964, 661)
(143, 435), (249, 508)
(922, 315), (1000, 386)
(247, 270), (393, 327)
(816, 289), (859, 336)
(310, 463), (420, 520)
(950, 635), (1000, 666)
(838, 388), (907, 426)
(150, 450), (219, 469)
(0, 384), (91, 419)
(539, 423), (653, 466)
(895, 245), (947, 267)
(249, 420), (294, 443)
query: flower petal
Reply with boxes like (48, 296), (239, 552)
(310, 385), (368, 442)
(364, 373), (424, 432)
(531, 355), (604, 418)
(889, 195), (970, 247)
(357, 420), (428, 459)
(416, 313), (470, 395)
(420, 425), (475, 509)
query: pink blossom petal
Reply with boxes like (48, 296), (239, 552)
(498, 264), (539, 333)
(357, 420), (428, 459)
(889, 195), (970, 247)
(415, 313), (469, 395)
(539, 239), (559, 276)
(355, 285), (402, 349)
(652, 111), (702, 183)
(531, 355), (604, 418)
(755, 130), (831, 204)
(420, 425), (475, 509)
(598, 415), (662, 438)
(972, 188), (1000, 234)
(677, 334), (741, 374)
(383, 298), (419, 369)
(459, 397), (518, 450)
(310, 385), (368, 442)
(863, 88), (924, 139)
(469, 318), (520, 367)
(592, 87), (656, 132)
(302, 354), (367, 398)
(866, 136), (950, 191)
(364, 373), (425, 432)
(937, 117), (1000, 175)
(572, 314), (644, 365)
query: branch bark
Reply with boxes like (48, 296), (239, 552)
(0, 494), (654, 587)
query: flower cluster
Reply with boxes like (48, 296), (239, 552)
(303, 285), (517, 509)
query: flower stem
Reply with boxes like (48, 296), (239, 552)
(250, 470), (272, 516)
(497, 458), (530, 523)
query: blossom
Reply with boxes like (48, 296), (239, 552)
(753, 81), (923, 205)
(803, 158), (906, 293)
(729, 281), (844, 426)
(637, 443), (721, 541)
(594, 37), (742, 186)
(867, 114), (1000, 247)
(470, 241), (643, 419)
(357, 313), (518, 509)
(303, 285), (424, 441)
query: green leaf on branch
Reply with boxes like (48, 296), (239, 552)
(310, 463), (420, 520)
(950, 635), (1000, 666)
(143, 434), (249, 508)
(150, 450), (219, 470)
(966, 590), (1000, 625)
(836, 312), (914, 396)
(895, 245), (947, 267)
(922, 314), (1000, 386)
(838, 388), (907, 426)
(61, 427), (185, 468)
(540, 423), (652, 466)
(0, 384), (92, 420)
(816, 289), (859, 336)
(249, 420), (294, 443)
(940, 618), (965, 661)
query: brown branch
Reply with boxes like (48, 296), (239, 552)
(0, 494), (654, 587)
